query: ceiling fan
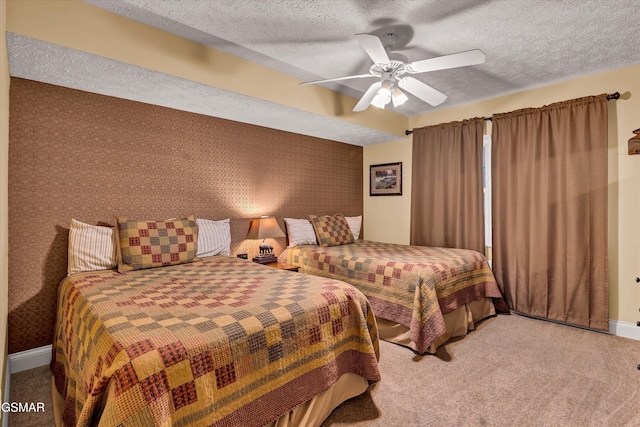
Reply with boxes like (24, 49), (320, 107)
(300, 33), (486, 112)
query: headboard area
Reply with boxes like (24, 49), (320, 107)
(8, 77), (363, 353)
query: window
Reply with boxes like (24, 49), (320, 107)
(483, 135), (492, 263)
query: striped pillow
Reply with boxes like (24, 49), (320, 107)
(196, 218), (231, 257)
(67, 219), (117, 275)
(115, 215), (199, 272)
(308, 214), (355, 247)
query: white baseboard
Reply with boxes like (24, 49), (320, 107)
(4, 344), (51, 424)
(609, 320), (640, 341)
(8, 345), (52, 374)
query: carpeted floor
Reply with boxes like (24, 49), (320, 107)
(322, 314), (640, 426)
(8, 314), (640, 427)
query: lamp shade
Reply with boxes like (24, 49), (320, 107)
(370, 82), (392, 109)
(246, 216), (285, 240)
(391, 87), (408, 107)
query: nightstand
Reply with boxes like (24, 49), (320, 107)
(264, 262), (299, 272)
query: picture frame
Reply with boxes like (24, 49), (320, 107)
(370, 162), (402, 196)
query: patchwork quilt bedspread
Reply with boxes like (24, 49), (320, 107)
(51, 256), (380, 427)
(286, 240), (507, 354)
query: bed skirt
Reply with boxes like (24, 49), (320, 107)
(52, 372), (369, 427)
(376, 297), (496, 354)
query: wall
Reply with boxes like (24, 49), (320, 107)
(362, 139), (411, 244)
(364, 64), (640, 325)
(1, 0), (9, 416)
(8, 78), (363, 354)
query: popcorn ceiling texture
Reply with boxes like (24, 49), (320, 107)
(7, 77), (363, 353)
(7, 33), (399, 147)
(85, 0), (640, 117)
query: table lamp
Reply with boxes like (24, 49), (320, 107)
(246, 216), (285, 263)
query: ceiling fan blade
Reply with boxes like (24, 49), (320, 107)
(406, 49), (486, 74)
(300, 73), (376, 86)
(353, 82), (382, 112)
(355, 33), (391, 66)
(398, 77), (447, 106)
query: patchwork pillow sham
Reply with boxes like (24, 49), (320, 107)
(308, 214), (355, 247)
(196, 218), (231, 257)
(115, 215), (199, 272)
(284, 217), (318, 246)
(67, 219), (117, 275)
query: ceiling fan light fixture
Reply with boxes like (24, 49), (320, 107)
(370, 95), (388, 109)
(391, 87), (408, 107)
(371, 82), (392, 109)
(303, 34), (484, 113)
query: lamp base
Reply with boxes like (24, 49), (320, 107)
(252, 254), (277, 264)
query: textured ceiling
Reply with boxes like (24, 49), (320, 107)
(7, 33), (397, 146)
(8, 0), (640, 145)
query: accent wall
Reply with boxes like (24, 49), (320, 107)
(8, 77), (363, 353)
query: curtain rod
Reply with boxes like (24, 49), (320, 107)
(404, 92), (621, 135)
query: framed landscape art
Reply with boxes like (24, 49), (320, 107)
(370, 162), (402, 196)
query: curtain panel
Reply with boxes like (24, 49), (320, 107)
(410, 118), (485, 254)
(492, 95), (608, 330)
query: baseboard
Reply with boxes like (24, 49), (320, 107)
(609, 320), (640, 341)
(8, 345), (52, 374)
(3, 346), (51, 427)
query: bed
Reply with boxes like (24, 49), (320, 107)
(282, 215), (507, 355)
(51, 217), (380, 427)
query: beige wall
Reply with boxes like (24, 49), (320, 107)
(364, 64), (640, 325)
(362, 139), (411, 244)
(1, 0), (10, 416)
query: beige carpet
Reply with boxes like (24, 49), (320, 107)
(8, 314), (640, 427)
(322, 314), (640, 426)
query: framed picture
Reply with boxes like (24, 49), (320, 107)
(370, 162), (402, 196)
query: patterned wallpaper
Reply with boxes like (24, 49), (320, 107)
(8, 77), (363, 353)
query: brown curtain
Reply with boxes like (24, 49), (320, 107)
(492, 95), (608, 330)
(410, 118), (485, 253)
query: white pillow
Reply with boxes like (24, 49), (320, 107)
(346, 215), (362, 240)
(284, 218), (318, 246)
(67, 219), (117, 275)
(196, 218), (231, 257)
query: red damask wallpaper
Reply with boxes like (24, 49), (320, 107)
(8, 77), (363, 353)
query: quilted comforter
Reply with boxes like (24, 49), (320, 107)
(51, 256), (380, 427)
(286, 240), (507, 354)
